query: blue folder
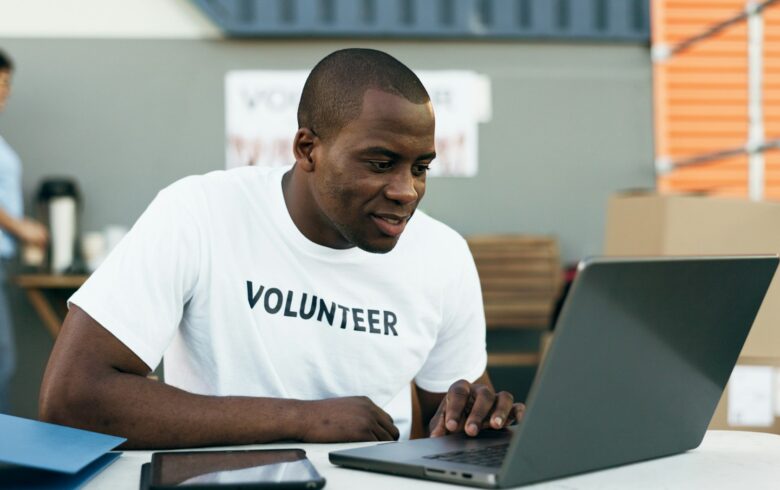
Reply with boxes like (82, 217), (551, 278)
(0, 414), (126, 489)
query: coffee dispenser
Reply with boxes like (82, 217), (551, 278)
(37, 178), (80, 274)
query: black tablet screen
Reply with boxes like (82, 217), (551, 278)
(152, 449), (320, 487)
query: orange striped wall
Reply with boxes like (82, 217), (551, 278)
(764, 5), (780, 199)
(653, 0), (780, 199)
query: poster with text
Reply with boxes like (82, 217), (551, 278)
(225, 70), (491, 177)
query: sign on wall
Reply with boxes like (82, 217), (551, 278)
(225, 70), (491, 177)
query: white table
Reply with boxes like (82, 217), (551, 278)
(86, 430), (780, 489)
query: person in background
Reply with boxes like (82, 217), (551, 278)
(0, 49), (49, 413)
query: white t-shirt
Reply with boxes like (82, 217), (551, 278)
(69, 165), (487, 439)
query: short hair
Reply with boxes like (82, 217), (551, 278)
(0, 49), (13, 72)
(297, 48), (430, 140)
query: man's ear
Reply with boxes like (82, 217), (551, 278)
(293, 128), (318, 172)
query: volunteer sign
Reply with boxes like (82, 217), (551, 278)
(225, 70), (491, 177)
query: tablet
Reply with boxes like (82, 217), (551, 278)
(149, 449), (326, 489)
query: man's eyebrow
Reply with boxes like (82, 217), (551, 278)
(360, 147), (436, 161)
(361, 147), (403, 160)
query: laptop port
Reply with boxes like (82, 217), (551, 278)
(462, 473), (473, 479)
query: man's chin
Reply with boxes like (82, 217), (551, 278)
(354, 236), (400, 254)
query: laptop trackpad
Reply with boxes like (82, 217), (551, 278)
(342, 428), (513, 463)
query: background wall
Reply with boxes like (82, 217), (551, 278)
(0, 9), (654, 418)
(0, 39), (654, 260)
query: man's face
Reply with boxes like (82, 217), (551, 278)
(0, 70), (11, 112)
(307, 89), (436, 253)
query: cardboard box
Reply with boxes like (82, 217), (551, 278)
(710, 357), (780, 432)
(604, 192), (780, 432)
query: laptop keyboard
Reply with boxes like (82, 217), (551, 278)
(423, 443), (509, 468)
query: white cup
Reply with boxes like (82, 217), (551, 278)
(104, 225), (128, 253)
(81, 232), (106, 272)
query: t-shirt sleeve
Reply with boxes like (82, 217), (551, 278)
(414, 239), (487, 393)
(68, 183), (202, 370)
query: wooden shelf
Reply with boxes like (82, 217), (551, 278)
(12, 274), (88, 337)
(487, 352), (542, 367)
(13, 274), (88, 289)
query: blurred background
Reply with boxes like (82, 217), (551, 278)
(1, 0), (778, 435)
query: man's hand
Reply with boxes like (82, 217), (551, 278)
(428, 379), (525, 437)
(299, 396), (400, 442)
(13, 217), (48, 246)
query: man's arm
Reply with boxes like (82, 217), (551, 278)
(415, 371), (525, 438)
(39, 305), (399, 449)
(0, 207), (47, 246)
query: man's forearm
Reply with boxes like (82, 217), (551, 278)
(41, 305), (399, 448)
(40, 370), (309, 449)
(0, 207), (19, 236)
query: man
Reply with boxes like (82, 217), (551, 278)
(0, 49), (49, 413)
(40, 49), (523, 447)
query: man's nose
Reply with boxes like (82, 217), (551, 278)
(385, 171), (419, 205)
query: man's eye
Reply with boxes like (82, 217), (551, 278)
(368, 160), (393, 171)
(413, 164), (431, 176)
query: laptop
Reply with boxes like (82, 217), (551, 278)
(330, 256), (778, 488)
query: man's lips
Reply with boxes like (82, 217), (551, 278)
(371, 213), (410, 237)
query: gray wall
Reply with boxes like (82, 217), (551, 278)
(0, 38), (654, 417)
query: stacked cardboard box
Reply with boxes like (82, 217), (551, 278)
(604, 192), (780, 433)
(467, 235), (563, 369)
(467, 235), (563, 330)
